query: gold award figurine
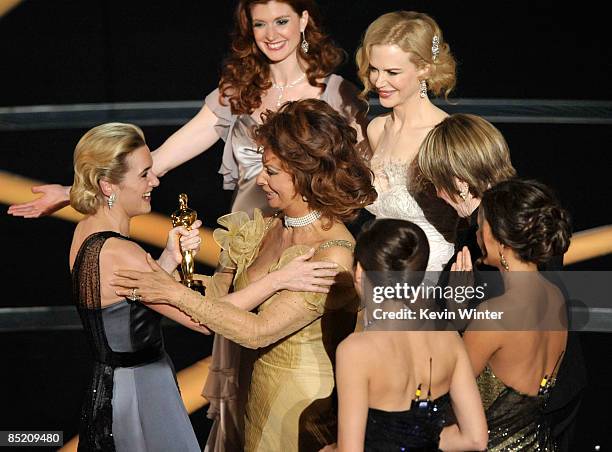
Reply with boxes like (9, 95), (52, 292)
(170, 193), (205, 294)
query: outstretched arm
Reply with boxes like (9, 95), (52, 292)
(8, 101), (223, 217)
(151, 103), (221, 176)
(7, 184), (71, 218)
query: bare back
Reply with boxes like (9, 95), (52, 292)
(465, 275), (568, 395)
(358, 331), (463, 410)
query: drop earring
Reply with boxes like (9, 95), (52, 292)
(107, 193), (116, 209)
(499, 248), (510, 271)
(419, 79), (427, 98)
(300, 30), (309, 53)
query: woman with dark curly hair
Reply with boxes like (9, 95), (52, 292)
(459, 179), (571, 451)
(111, 99), (377, 451)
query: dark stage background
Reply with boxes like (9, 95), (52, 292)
(1, 0), (610, 450)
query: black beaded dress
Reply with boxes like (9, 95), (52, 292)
(364, 393), (451, 452)
(72, 232), (199, 452)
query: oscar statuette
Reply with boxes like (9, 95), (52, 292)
(170, 193), (205, 294)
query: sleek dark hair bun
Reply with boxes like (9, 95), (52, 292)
(355, 219), (430, 274)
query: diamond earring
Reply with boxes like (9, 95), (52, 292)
(107, 193), (116, 209)
(419, 79), (427, 98)
(300, 31), (309, 54)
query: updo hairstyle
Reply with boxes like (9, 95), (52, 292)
(481, 179), (572, 265)
(356, 11), (456, 100)
(355, 219), (430, 287)
(70, 123), (145, 215)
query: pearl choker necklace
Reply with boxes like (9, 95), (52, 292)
(283, 210), (321, 228)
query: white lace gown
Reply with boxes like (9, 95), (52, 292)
(367, 154), (454, 271)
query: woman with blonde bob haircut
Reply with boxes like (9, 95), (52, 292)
(356, 11), (459, 272)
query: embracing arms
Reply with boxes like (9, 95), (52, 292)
(111, 246), (353, 349)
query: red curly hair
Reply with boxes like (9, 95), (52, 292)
(253, 99), (377, 226)
(219, 0), (345, 115)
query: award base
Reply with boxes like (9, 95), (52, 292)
(185, 278), (206, 296)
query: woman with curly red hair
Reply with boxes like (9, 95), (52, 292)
(9, 0), (366, 218)
(111, 99), (377, 451)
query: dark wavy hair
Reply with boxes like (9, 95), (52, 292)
(219, 0), (345, 115)
(481, 179), (572, 265)
(253, 99), (377, 226)
(355, 219), (429, 288)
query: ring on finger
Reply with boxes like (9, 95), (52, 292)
(127, 287), (141, 302)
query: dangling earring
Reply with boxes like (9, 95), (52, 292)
(499, 248), (510, 271)
(302, 195), (308, 202)
(419, 79), (427, 98)
(300, 30), (309, 54)
(107, 193), (116, 209)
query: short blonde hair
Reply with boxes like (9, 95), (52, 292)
(356, 11), (456, 100)
(70, 123), (146, 214)
(418, 114), (516, 201)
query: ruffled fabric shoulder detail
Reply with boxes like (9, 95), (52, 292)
(213, 209), (266, 271)
(204, 87), (233, 141)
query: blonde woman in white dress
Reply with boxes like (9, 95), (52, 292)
(356, 11), (458, 271)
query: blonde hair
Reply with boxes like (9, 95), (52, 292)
(356, 11), (456, 100)
(418, 114), (516, 201)
(70, 123), (146, 214)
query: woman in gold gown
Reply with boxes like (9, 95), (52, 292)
(111, 99), (377, 451)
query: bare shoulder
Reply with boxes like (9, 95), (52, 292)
(367, 114), (389, 149)
(314, 226), (355, 269)
(338, 332), (374, 361)
(100, 238), (149, 273)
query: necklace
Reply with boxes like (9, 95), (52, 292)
(283, 210), (321, 228)
(271, 73), (306, 107)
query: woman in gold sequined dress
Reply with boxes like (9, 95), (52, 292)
(452, 179), (571, 451)
(111, 99), (377, 451)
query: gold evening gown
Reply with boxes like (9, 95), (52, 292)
(182, 210), (359, 451)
